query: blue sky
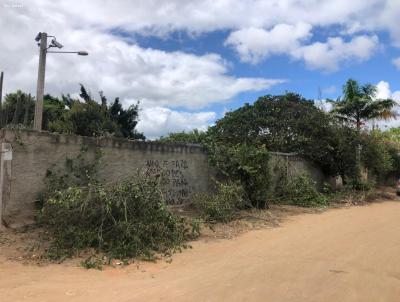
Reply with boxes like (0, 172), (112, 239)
(133, 27), (400, 125)
(1, 0), (400, 138)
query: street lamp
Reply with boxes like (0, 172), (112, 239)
(33, 32), (89, 131)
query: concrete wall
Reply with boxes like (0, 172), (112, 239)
(269, 152), (334, 191)
(0, 129), (212, 228)
(0, 130), (331, 228)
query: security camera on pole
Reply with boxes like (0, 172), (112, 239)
(33, 32), (89, 131)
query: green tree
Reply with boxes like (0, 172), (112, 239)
(1, 91), (64, 129)
(209, 93), (345, 175)
(330, 79), (396, 131)
(49, 85), (145, 139)
(158, 129), (207, 144)
(361, 130), (400, 179)
(330, 79), (397, 182)
(209, 143), (271, 209)
(382, 127), (400, 145)
(2, 86), (145, 140)
(109, 98), (145, 140)
(197, 93), (351, 207)
(201, 92), (366, 186)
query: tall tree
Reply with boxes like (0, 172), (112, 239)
(330, 79), (396, 131)
(1, 86), (145, 140)
(1, 90), (35, 127)
(330, 79), (397, 179)
(109, 98), (145, 140)
(49, 85), (145, 140)
(205, 92), (355, 177)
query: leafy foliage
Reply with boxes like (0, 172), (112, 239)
(361, 130), (400, 178)
(330, 79), (396, 129)
(207, 93), (345, 176)
(204, 91), (395, 186)
(192, 181), (246, 223)
(38, 149), (197, 263)
(2, 86), (145, 140)
(48, 85), (145, 139)
(327, 124), (361, 183)
(159, 131), (272, 209)
(38, 175), (194, 261)
(209, 93), (331, 150)
(37, 145), (102, 209)
(382, 127), (400, 145)
(158, 129), (207, 144)
(207, 143), (271, 208)
(276, 174), (328, 207)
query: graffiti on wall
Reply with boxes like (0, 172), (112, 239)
(145, 159), (193, 205)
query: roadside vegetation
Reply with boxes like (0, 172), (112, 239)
(161, 79), (400, 221)
(1, 85), (145, 139)
(4, 79), (400, 268)
(37, 148), (199, 267)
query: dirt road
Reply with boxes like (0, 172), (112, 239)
(1, 201), (400, 302)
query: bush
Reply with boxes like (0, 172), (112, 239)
(348, 179), (375, 191)
(206, 143), (270, 208)
(192, 182), (247, 223)
(278, 174), (328, 207)
(362, 132), (393, 177)
(36, 145), (102, 209)
(38, 174), (196, 261)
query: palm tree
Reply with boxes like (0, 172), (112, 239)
(330, 79), (397, 179)
(330, 79), (397, 131)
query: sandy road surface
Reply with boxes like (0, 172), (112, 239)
(1, 201), (400, 302)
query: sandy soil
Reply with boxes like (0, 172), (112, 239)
(1, 200), (400, 301)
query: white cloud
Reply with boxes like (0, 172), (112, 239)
(376, 81), (400, 101)
(372, 81), (400, 129)
(21, 0), (384, 37)
(292, 35), (379, 72)
(376, 81), (392, 99)
(137, 107), (216, 139)
(225, 23), (312, 64)
(374, 0), (400, 47)
(0, 3), (283, 110)
(2, 0), (400, 136)
(225, 24), (379, 70)
(392, 57), (400, 70)
(11, 0), (397, 49)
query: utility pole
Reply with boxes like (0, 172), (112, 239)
(33, 32), (47, 131)
(0, 71), (3, 107)
(0, 71), (3, 128)
(32, 32), (88, 131)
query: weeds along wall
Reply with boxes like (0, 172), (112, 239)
(0, 130), (332, 228)
(0, 129), (212, 228)
(268, 152), (334, 192)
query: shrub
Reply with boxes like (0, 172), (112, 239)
(38, 174), (196, 262)
(362, 132), (393, 177)
(207, 143), (270, 208)
(278, 174), (328, 207)
(348, 179), (375, 191)
(36, 145), (102, 209)
(192, 182), (247, 223)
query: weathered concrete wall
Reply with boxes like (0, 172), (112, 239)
(0, 129), (212, 228)
(0, 130), (332, 228)
(269, 152), (334, 191)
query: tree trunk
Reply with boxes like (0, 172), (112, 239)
(355, 118), (362, 182)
